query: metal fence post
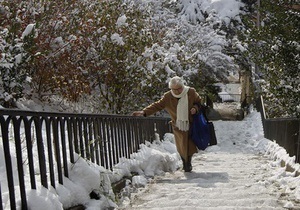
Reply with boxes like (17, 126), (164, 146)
(297, 123), (300, 163)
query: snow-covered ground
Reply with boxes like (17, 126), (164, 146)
(2, 107), (299, 209)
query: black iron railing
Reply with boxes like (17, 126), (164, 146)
(257, 96), (300, 163)
(0, 109), (172, 210)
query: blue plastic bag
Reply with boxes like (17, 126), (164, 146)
(191, 111), (211, 150)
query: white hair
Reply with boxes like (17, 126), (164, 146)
(168, 76), (185, 88)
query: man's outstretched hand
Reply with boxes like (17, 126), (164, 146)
(132, 111), (144, 116)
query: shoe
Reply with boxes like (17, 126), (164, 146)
(181, 156), (186, 171)
(185, 156), (192, 172)
(181, 156), (192, 172)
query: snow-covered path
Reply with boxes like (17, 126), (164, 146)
(118, 112), (299, 210)
(122, 152), (284, 210)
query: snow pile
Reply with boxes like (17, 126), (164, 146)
(110, 134), (179, 183)
(265, 141), (300, 205)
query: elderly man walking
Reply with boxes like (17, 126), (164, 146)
(132, 76), (202, 172)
